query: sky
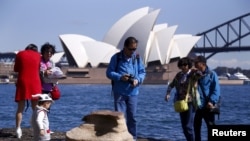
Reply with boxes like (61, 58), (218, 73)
(0, 0), (250, 69)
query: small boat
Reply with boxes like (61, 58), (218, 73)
(218, 73), (230, 80)
(0, 75), (10, 84)
(228, 72), (249, 80)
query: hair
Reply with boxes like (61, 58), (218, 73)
(25, 44), (38, 51)
(124, 36), (138, 47)
(40, 42), (56, 55)
(177, 57), (193, 69)
(195, 55), (207, 64)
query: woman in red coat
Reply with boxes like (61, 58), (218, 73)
(14, 44), (42, 139)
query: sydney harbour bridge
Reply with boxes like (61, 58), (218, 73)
(191, 12), (250, 59)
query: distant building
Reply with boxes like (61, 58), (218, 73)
(59, 7), (201, 68)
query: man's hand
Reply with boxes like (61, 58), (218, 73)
(131, 79), (138, 87)
(206, 102), (214, 109)
(121, 74), (130, 81)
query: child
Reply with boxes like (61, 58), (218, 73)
(31, 94), (53, 141)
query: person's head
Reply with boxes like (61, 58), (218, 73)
(123, 36), (138, 58)
(32, 94), (53, 109)
(40, 42), (56, 61)
(194, 55), (207, 72)
(177, 57), (192, 72)
(25, 44), (38, 52)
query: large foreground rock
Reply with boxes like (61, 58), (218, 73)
(66, 110), (133, 141)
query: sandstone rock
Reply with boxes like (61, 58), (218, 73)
(66, 110), (134, 141)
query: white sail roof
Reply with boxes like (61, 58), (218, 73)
(59, 7), (201, 68)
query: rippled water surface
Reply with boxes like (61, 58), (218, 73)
(1, 84), (250, 141)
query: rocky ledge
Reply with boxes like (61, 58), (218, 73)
(0, 128), (170, 141)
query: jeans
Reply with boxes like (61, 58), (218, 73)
(180, 102), (195, 141)
(194, 108), (215, 141)
(114, 93), (138, 138)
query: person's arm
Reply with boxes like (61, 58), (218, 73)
(14, 53), (20, 72)
(165, 76), (177, 101)
(209, 71), (220, 105)
(136, 57), (146, 85)
(36, 111), (46, 136)
(106, 54), (122, 81)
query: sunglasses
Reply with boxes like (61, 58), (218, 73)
(127, 48), (137, 51)
(180, 63), (188, 66)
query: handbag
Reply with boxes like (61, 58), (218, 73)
(174, 82), (190, 112)
(174, 93), (189, 112)
(50, 85), (61, 100)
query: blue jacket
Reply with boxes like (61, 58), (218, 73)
(106, 51), (146, 96)
(197, 66), (220, 109)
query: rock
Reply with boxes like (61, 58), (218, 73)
(66, 110), (133, 141)
(0, 110), (171, 141)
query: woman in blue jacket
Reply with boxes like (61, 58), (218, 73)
(106, 36), (146, 141)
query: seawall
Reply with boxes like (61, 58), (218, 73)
(1, 62), (245, 85)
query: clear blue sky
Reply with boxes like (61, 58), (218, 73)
(0, 0), (249, 69)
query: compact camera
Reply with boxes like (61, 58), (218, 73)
(128, 74), (135, 84)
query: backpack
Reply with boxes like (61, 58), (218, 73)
(111, 52), (140, 92)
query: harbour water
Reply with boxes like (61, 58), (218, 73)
(1, 84), (250, 141)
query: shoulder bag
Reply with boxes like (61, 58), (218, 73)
(174, 82), (190, 112)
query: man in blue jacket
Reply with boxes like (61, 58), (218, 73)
(106, 36), (146, 140)
(193, 55), (220, 141)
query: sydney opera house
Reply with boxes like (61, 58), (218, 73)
(0, 7), (201, 84)
(58, 6), (200, 68)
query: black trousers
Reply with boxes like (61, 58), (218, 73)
(194, 108), (215, 141)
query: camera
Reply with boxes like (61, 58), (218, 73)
(127, 74), (135, 84)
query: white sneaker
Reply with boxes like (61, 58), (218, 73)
(16, 127), (22, 139)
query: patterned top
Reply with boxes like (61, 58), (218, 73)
(167, 70), (192, 101)
(40, 59), (55, 92)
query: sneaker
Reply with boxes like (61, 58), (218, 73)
(16, 127), (22, 139)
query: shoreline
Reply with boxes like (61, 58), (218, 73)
(50, 78), (246, 85)
(2, 79), (245, 85)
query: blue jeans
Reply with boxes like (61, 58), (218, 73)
(194, 108), (215, 141)
(180, 102), (195, 141)
(114, 93), (138, 138)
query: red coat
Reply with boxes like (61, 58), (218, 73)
(14, 50), (42, 102)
